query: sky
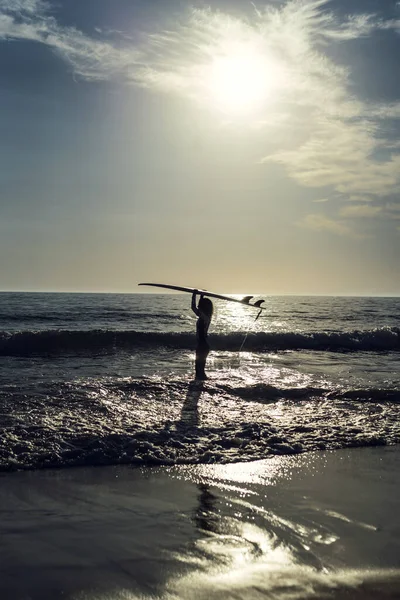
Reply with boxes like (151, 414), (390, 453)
(0, 0), (399, 295)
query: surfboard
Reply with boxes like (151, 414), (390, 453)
(138, 283), (265, 310)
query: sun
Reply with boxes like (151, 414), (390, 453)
(207, 46), (283, 115)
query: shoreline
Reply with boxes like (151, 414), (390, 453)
(1, 446), (400, 599)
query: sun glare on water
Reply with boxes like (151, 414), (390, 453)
(206, 45), (284, 115)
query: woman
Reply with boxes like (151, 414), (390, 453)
(191, 290), (213, 380)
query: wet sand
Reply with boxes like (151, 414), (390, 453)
(1, 446), (399, 600)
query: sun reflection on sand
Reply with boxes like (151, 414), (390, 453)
(71, 449), (400, 600)
(184, 454), (296, 488)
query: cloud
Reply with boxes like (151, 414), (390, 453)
(385, 202), (400, 210)
(335, 200), (400, 230)
(297, 213), (357, 237)
(0, 0), (49, 14)
(253, 4), (400, 203)
(0, 0), (140, 80)
(323, 13), (400, 40)
(339, 204), (383, 218)
(384, 203), (400, 220)
(1, 0), (400, 219)
(364, 103), (400, 120)
(348, 195), (374, 202)
(339, 204), (382, 218)
(265, 117), (400, 198)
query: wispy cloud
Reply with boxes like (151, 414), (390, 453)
(386, 202), (400, 211)
(133, 1), (400, 213)
(299, 200), (400, 238)
(323, 13), (400, 40)
(339, 204), (382, 218)
(0, 0), (49, 14)
(0, 0), (140, 79)
(266, 117), (400, 198)
(384, 203), (400, 220)
(1, 0), (399, 230)
(297, 213), (358, 237)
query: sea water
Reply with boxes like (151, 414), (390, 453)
(0, 292), (399, 471)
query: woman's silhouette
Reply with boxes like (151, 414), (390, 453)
(191, 290), (213, 380)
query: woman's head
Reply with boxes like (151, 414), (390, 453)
(198, 296), (213, 318)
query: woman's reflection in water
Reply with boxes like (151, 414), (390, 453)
(194, 483), (220, 534)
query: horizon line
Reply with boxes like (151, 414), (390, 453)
(0, 289), (399, 298)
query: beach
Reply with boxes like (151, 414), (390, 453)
(2, 0), (400, 595)
(1, 445), (400, 600)
(1, 292), (399, 598)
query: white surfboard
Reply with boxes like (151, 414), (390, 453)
(138, 283), (265, 310)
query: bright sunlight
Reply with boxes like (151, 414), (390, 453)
(206, 45), (284, 114)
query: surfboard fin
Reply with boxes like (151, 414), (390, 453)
(253, 299), (265, 307)
(241, 296), (253, 304)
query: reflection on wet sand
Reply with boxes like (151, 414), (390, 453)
(191, 475), (285, 576)
(194, 483), (220, 534)
(169, 450), (400, 599)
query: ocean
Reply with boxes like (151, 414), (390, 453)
(1, 291), (399, 472)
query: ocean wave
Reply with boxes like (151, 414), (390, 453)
(0, 327), (399, 356)
(0, 374), (399, 472)
(221, 383), (400, 404)
(114, 378), (400, 404)
(0, 404), (394, 473)
(0, 311), (180, 323)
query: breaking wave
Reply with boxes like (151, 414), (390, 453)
(0, 327), (399, 356)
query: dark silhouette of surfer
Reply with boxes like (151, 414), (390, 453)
(191, 290), (213, 380)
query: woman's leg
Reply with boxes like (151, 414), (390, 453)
(195, 343), (210, 380)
